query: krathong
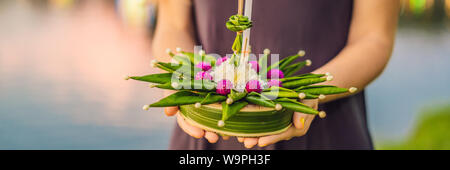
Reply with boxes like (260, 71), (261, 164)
(126, 0), (357, 137)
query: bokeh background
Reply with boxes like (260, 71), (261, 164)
(0, 0), (449, 150)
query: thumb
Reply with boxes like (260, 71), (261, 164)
(163, 90), (178, 116)
(293, 112), (315, 129)
(293, 112), (307, 129)
(164, 106), (179, 116)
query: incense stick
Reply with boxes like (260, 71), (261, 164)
(238, 0), (244, 15)
(241, 0), (253, 64)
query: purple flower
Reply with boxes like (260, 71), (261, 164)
(196, 62), (212, 71)
(248, 61), (259, 73)
(195, 71), (213, 80)
(267, 69), (285, 79)
(267, 79), (282, 87)
(216, 79), (233, 95)
(245, 80), (262, 93)
(215, 57), (228, 66)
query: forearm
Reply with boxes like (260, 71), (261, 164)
(152, 28), (196, 63)
(311, 0), (399, 103)
(152, 0), (196, 97)
(152, 0), (196, 63)
(313, 35), (394, 103)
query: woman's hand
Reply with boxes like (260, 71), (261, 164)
(164, 91), (226, 143)
(237, 99), (319, 148)
(166, 106), (229, 143)
(154, 0), (225, 144)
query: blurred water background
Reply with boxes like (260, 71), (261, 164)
(0, 0), (449, 149)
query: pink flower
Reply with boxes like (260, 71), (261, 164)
(196, 62), (212, 71)
(195, 71), (213, 80)
(216, 79), (233, 95)
(215, 57), (228, 66)
(245, 80), (262, 93)
(267, 79), (282, 87)
(248, 61), (259, 73)
(267, 69), (285, 79)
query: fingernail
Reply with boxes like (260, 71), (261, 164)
(300, 117), (305, 129)
(237, 138), (244, 143)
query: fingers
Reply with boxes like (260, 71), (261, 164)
(293, 112), (307, 129)
(204, 131), (219, 143)
(176, 112), (219, 143)
(237, 137), (244, 143)
(176, 113), (205, 138)
(258, 127), (293, 147)
(164, 106), (178, 116)
(222, 135), (230, 140)
(294, 98), (318, 129)
(244, 138), (258, 149)
(163, 90), (178, 116)
(259, 112), (315, 147)
(293, 112), (315, 129)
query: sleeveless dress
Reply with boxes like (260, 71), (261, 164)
(169, 0), (373, 150)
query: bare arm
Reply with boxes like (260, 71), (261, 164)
(250, 0), (400, 148)
(152, 0), (196, 63)
(152, 0), (220, 141)
(313, 0), (400, 103)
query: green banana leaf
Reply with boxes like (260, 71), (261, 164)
(266, 54), (298, 72)
(276, 101), (318, 114)
(283, 77), (327, 89)
(130, 73), (173, 84)
(245, 95), (276, 108)
(280, 73), (325, 82)
(283, 61), (307, 77)
(259, 53), (269, 76)
(228, 90), (247, 102)
(232, 34), (243, 53)
(279, 54), (300, 70)
(150, 91), (226, 107)
(262, 91), (299, 98)
(222, 101), (249, 121)
(263, 86), (295, 92)
(298, 86), (349, 95)
(156, 62), (181, 73)
(173, 55), (193, 66)
(154, 80), (216, 91)
(179, 52), (216, 66)
(274, 98), (308, 106)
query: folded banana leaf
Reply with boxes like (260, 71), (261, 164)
(150, 91), (226, 107)
(221, 101), (248, 121)
(130, 73), (173, 84)
(283, 61), (308, 77)
(275, 101), (318, 114)
(245, 95), (276, 108)
(155, 62), (181, 73)
(179, 103), (293, 137)
(228, 90), (247, 102)
(262, 91), (299, 98)
(179, 51), (216, 66)
(153, 80), (216, 91)
(280, 73), (325, 82)
(297, 85), (348, 95)
(263, 86), (295, 92)
(279, 54), (300, 71)
(283, 77), (327, 89)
